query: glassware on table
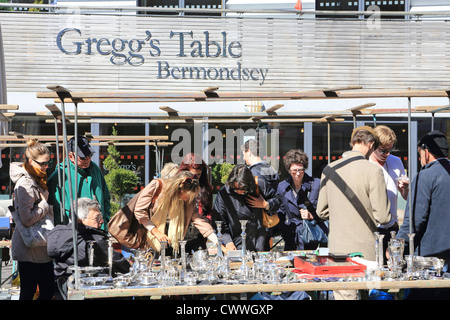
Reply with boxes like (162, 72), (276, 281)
(87, 240), (96, 267)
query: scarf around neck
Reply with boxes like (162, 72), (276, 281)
(24, 161), (48, 191)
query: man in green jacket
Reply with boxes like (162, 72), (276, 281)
(48, 136), (111, 230)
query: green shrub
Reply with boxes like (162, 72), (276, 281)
(104, 126), (138, 215)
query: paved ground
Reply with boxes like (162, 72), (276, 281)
(0, 253), (20, 300)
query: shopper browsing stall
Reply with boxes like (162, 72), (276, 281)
(134, 171), (217, 253)
(317, 126), (391, 300)
(369, 125), (409, 256)
(47, 197), (130, 278)
(177, 153), (214, 253)
(277, 149), (326, 250)
(397, 130), (450, 300)
(212, 164), (269, 253)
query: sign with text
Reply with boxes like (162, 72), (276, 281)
(2, 13), (450, 92)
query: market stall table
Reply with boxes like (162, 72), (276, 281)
(67, 278), (450, 300)
(65, 251), (450, 300)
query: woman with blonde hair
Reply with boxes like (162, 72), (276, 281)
(134, 171), (217, 252)
(160, 162), (179, 179)
(177, 153), (214, 253)
(10, 138), (55, 300)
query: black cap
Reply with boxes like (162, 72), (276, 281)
(68, 136), (95, 158)
(418, 130), (448, 158)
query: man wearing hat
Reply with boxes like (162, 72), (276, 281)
(397, 130), (450, 300)
(317, 126), (391, 300)
(48, 135), (112, 230)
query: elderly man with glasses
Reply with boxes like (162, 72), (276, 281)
(48, 135), (112, 230)
(47, 198), (130, 299)
(369, 125), (409, 261)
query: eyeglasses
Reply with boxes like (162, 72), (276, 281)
(79, 154), (93, 160)
(289, 168), (305, 173)
(88, 214), (104, 222)
(378, 147), (395, 155)
(70, 152), (93, 160)
(33, 159), (50, 167)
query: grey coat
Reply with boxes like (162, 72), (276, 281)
(10, 162), (53, 263)
(316, 151), (391, 261)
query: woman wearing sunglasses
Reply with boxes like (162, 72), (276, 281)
(9, 138), (55, 300)
(134, 170), (217, 253)
(212, 164), (269, 253)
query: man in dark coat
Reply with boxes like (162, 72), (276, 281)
(397, 130), (450, 300)
(241, 139), (281, 217)
(47, 198), (130, 278)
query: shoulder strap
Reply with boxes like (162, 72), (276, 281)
(321, 156), (377, 231)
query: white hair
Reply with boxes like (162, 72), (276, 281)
(76, 197), (101, 220)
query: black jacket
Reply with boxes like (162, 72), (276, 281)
(249, 161), (281, 216)
(47, 223), (130, 277)
(212, 185), (268, 252)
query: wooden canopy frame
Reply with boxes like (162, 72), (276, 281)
(32, 84), (450, 290)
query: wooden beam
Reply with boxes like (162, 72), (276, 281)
(265, 104), (284, 115)
(9, 131), (25, 139)
(0, 105), (19, 110)
(47, 85), (86, 104)
(347, 103), (376, 115)
(44, 103), (71, 123)
(91, 142), (173, 147)
(47, 117), (346, 124)
(320, 115), (342, 122)
(362, 108), (417, 115)
(0, 142), (174, 148)
(37, 88), (450, 104)
(37, 110), (367, 119)
(415, 105), (450, 113)
(0, 135), (169, 142)
(203, 87), (219, 93)
(159, 106), (179, 116)
(323, 86), (363, 97)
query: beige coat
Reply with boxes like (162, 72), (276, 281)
(134, 179), (214, 241)
(10, 162), (53, 263)
(317, 151), (391, 261)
